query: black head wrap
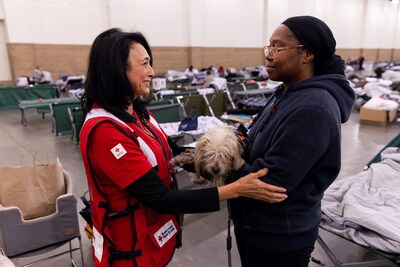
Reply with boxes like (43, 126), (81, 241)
(282, 16), (345, 76)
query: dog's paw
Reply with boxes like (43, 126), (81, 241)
(171, 149), (196, 173)
(170, 156), (181, 166)
(171, 149), (194, 165)
(190, 173), (209, 184)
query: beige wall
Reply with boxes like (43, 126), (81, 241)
(6, 44), (265, 82)
(335, 48), (400, 63)
(7, 43), (90, 82)
(5, 43), (400, 84)
(151, 47), (190, 75)
(190, 47), (264, 71)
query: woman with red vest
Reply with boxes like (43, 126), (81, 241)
(79, 28), (287, 267)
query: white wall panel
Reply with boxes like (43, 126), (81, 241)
(189, 0), (264, 47)
(0, 21), (11, 81)
(3, 0), (109, 44)
(108, 0), (189, 46)
(371, 1), (398, 49)
(363, 0), (384, 48)
(394, 4), (400, 48)
(1, 0), (400, 48)
(0, 0), (5, 19)
(264, 0), (322, 45)
(324, 0), (364, 48)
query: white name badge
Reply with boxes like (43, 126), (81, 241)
(153, 219), (177, 248)
(92, 226), (104, 262)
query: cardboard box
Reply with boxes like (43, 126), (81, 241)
(359, 107), (397, 125)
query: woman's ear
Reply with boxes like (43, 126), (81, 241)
(303, 50), (314, 64)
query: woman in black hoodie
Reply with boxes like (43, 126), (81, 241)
(228, 16), (355, 267)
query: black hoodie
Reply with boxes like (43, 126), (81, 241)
(229, 74), (355, 251)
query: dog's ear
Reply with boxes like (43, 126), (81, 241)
(194, 139), (205, 178)
(195, 157), (201, 178)
(233, 155), (245, 170)
(232, 143), (245, 170)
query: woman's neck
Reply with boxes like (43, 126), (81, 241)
(126, 104), (134, 115)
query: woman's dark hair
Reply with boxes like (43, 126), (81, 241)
(82, 28), (153, 121)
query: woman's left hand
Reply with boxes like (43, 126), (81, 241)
(236, 168), (287, 203)
(218, 168), (287, 203)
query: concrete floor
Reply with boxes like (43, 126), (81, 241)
(0, 106), (399, 267)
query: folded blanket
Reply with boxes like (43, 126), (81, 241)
(321, 147), (400, 253)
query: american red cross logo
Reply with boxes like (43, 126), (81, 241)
(111, 143), (126, 159)
(158, 235), (163, 242)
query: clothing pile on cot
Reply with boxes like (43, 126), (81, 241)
(321, 147), (400, 253)
(159, 116), (225, 136)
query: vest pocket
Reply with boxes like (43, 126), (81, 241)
(149, 215), (179, 248)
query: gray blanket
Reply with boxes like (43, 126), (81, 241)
(321, 147), (400, 253)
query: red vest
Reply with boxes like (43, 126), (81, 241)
(80, 108), (179, 267)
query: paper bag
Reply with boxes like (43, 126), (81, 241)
(0, 153), (65, 220)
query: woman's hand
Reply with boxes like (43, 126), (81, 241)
(218, 168), (287, 203)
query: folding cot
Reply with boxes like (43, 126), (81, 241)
(204, 92), (231, 117)
(176, 92), (231, 118)
(176, 94), (209, 116)
(314, 134), (400, 267)
(148, 102), (183, 123)
(0, 84), (58, 110)
(227, 82), (246, 104)
(19, 99), (52, 126)
(157, 90), (199, 102)
(50, 98), (81, 135)
(67, 106), (84, 144)
(18, 97), (79, 127)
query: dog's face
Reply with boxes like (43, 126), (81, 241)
(194, 125), (244, 186)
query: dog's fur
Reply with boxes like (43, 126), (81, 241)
(194, 125), (244, 186)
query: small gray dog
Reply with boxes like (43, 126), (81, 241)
(171, 125), (247, 186)
(194, 125), (245, 186)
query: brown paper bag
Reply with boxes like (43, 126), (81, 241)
(0, 153), (65, 220)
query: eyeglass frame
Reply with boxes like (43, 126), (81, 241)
(264, 45), (304, 58)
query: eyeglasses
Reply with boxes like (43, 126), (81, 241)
(263, 45), (304, 58)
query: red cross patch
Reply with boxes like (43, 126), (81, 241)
(110, 143), (127, 159)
